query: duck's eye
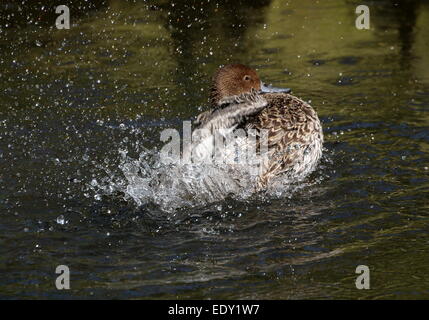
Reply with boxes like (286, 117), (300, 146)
(243, 75), (251, 81)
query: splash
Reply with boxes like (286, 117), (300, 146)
(89, 146), (259, 212)
(88, 143), (328, 213)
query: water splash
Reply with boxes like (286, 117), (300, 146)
(88, 143), (329, 212)
(89, 145), (257, 212)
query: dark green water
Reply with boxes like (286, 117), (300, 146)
(1, 0), (429, 299)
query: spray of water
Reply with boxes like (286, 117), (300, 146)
(88, 142), (329, 212)
(89, 144), (257, 212)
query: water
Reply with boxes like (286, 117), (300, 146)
(1, 0), (429, 299)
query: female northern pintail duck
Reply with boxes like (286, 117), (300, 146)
(193, 63), (323, 189)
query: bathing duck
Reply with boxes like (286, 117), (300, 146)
(193, 64), (323, 189)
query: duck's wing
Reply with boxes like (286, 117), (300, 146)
(194, 109), (213, 128)
(187, 91), (268, 162)
(194, 90), (268, 132)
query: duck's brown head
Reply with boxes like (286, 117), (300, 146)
(210, 63), (291, 106)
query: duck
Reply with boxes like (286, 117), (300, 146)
(191, 63), (323, 190)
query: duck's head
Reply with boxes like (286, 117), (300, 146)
(210, 63), (291, 106)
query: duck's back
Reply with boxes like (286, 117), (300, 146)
(246, 93), (323, 187)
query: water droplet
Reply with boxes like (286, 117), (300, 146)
(56, 215), (66, 225)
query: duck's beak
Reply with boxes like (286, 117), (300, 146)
(260, 82), (291, 94)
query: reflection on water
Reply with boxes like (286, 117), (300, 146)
(1, 0), (429, 299)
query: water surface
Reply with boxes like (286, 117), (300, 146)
(1, 0), (429, 299)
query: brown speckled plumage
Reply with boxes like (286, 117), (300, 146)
(245, 93), (323, 188)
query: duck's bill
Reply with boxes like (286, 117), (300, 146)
(260, 82), (291, 94)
